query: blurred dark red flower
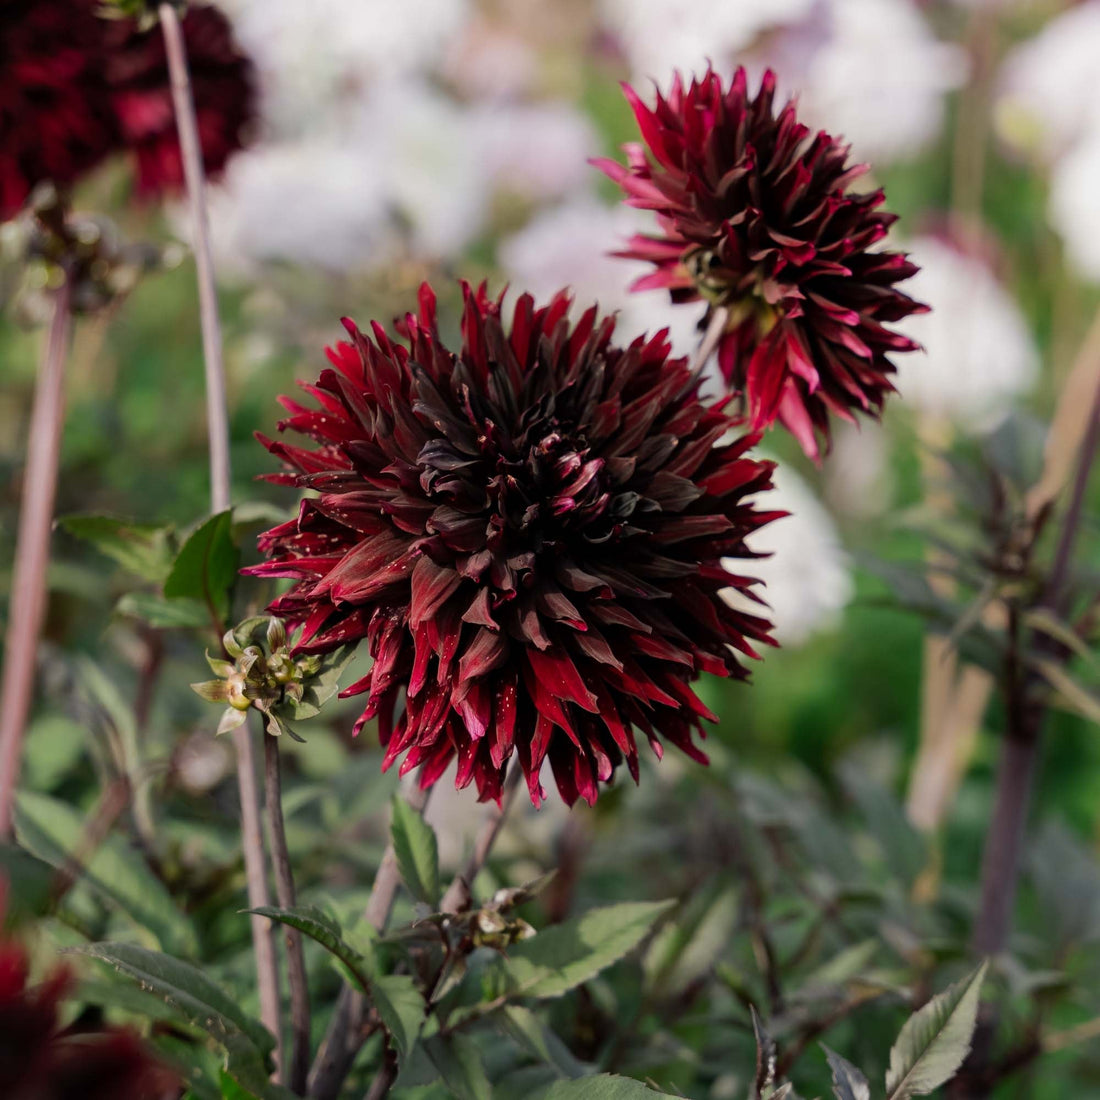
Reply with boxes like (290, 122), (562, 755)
(248, 284), (780, 806)
(104, 3), (256, 194)
(0, 0), (119, 220)
(594, 67), (926, 461)
(0, 928), (176, 1099)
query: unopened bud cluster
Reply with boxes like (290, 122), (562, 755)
(191, 616), (321, 738)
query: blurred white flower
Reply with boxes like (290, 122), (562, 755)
(199, 79), (490, 273)
(599, 0), (816, 80)
(470, 103), (600, 202)
(769, 0), (968, 163)
(1050, 132), (1100, 282)
(825, 420), (892, 519)
(724, 461), (852, 646)
(204, 141), (391, 274)
(895, 236), (1038, 425)
(499, 196), (706, 359)
(996, 0), (1100, 162)
(222, 0), (470, 137)
(350, 81), (488, 258)
(443, 20), (538, 101)
(602, 0), (963, 164)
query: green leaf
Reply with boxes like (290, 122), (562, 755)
(643, 882), (738, 997)
(823, 1046), (870, 1100)
(489, 899), (675, 1001)
(424, 1033), (492, 1100)
(373, 973), (425, 1058)
(246, 904), (374, 992)
(1033, 657), (1100, 726)
(15, 791), (197, 956)
(117, 591), (210, 629)
(1024, 608), (1100, 673)
(58, 514), (175, 582)
(73, 941), (275, 1060)
(0, 843), (54, 926)
(21, 715), (86, 791)
(838, 762), (927, 888)
(390, 793), (441, 907)
(498, 1005), (588, 1079)
(885, 962), (988, 1100)
(164, 511), (239, 622)
(1029, 822), (1100, 948)
(283, 645), (355, 722)
(541, 1075), (670, 1098)
(221, 1052), (300, 1100)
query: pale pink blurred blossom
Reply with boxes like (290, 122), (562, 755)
(896, 236), (1038, 426)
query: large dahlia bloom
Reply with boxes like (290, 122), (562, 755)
(0, 923), (176, 1099)
(595, 67), (926, 460)
(104, 3), (256, 194)
(0, 0), (119, 220)
(248, 284), (779, 806)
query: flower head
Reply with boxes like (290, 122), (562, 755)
(248, 284), (779, 806)
(594, 66), (926, 460)
(104, 3), (256, 194)
(0, 0), (119, 221)
(0, 901), (176, 1099)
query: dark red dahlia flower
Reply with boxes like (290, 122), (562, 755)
(594, 67), (927, 461)
(104, 3), (255, 194)
(248, 284), (780, 807)
(0, 0), (119, 221)
(0, 922), (177, 1099)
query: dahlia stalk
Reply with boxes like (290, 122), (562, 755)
(156, 0), (281, 1068)
(595, 67), (926, 461)
(0, 277), (72, 840)
(973, 323), (1100, 956)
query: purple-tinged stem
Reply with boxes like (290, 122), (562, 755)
(264, 732), (311, 1093)
(0, 278), (73, 840)
(973, 364), (1100, 956)
(690, 306), (729, 376)
(158, 0), (282, 1066)
(159, 1), (231, 513)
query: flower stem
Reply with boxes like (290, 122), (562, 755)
(691, 306), (729, 376)
(158, 0), (282, 1066)
(0, 277), (72, 840)
(264, 732), (311, 1094)
(307, 783), (431, 1100)
(972, 360), (1100, 956)
(159, 1), (232, 513)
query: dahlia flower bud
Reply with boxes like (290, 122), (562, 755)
(19, 184), (174, 318)
(594, 66), (927, 461)
(248, 283), (782, 807)
(190, 616), (348, 739)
